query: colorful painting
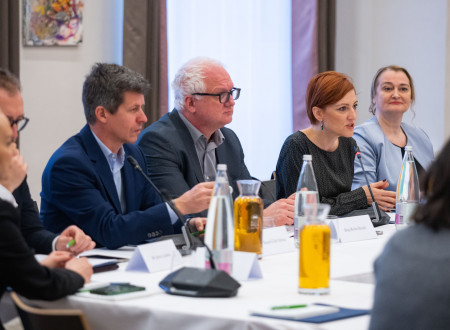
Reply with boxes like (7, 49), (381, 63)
(23, 0), (84, 46)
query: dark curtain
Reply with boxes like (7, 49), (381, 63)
(123, 0), (168, 127)
(0, 0), (20, 147)
(0, 0), (20, 78)
(317, 0), (336, 72)
(291, 0), (336, 132)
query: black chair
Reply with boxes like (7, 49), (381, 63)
(10, 292), (90, 330)
(259, 171), (277, 206)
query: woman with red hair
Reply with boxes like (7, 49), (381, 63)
(276, 71), (395, 215)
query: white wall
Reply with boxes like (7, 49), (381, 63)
(18, 1), (450, 203)
(167, 0), (292, 182)
(19, 0), (124, 203)
(335, 0), (449, 154)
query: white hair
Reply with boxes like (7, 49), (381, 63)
(172, 57), (225, 110)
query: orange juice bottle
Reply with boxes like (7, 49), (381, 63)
(298, 203), (331, 294)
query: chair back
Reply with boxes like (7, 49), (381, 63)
(260, 179), (277, 205)
(10, 292), (90, 330)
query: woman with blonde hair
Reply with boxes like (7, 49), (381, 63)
(352, 65), (434, 193)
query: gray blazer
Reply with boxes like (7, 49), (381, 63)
(352, 116), (434, 192)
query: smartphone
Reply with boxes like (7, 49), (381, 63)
(90, 283), (146, 296)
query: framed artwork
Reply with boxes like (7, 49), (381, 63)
(23, 0), (84, 46)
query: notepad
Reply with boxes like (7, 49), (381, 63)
(250, 304), (339, 320)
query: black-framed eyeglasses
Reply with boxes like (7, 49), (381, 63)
(192, 87), (241, 104)
(8, 116), (29, 132)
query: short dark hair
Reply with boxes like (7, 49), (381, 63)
(0, 68), (21, 94)
(82, 63), (150, 124)
(369, 65), (415, 115)
(413, 139), (450, 230)
(305, 71), (355, 125)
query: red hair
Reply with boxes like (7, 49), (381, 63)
(305, 71), (355, 124)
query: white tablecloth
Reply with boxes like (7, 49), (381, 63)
(31, 224), (398, 330)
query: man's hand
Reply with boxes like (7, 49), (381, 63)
(1, 150), (27, 193)
(263, 193), (295, 226)
(40, 251), (74, 269)
(55, 225), (96, 254)
(188, 217), (207, 232)
(173, 182), (215, 214)
(65, 257), (93, 284)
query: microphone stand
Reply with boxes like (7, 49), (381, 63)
(354, 147), (390, 226)
(127, 156), (238, 297)
(127, 156), (216, 267)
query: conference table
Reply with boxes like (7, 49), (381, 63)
(30, 224), (398, 330)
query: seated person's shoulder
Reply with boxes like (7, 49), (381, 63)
(354, 118), (378, 134)
(282, 131), (308, 148)
(45, 137), (91, 173)
(220, 126), (240, 141)
(139, 113), (175, 140)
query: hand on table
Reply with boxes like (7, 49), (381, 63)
(55, 225), (96, 254)
(40, 251), (74, 269)
(263, 193), (295, 226)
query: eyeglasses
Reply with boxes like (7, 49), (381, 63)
(8, 116), (29, 132)
(192, 87), (241, 104)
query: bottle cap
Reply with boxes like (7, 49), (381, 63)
(405, 146), (413, 151)
(217, 164), (227, 171)
(303, 154), (312, 161)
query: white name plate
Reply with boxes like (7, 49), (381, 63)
(232, 251), (262, 281)
(329, 215), (377, 243)
(126, 240), (182, 273)
(263, 226), (294, 256)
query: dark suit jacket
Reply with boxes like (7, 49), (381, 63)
(40, 125), (178, 249)
(0, 199), (83, 315)
(137, 110), (252, 216)
(13, 178), (56, 254)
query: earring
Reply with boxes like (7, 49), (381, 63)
(321, 121), (324, 130)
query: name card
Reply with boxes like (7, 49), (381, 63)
(329, 215), (377, 243)
(126, 240), (182, 273)
(232, 251), (263, 281)
(263, 226), (294, 256)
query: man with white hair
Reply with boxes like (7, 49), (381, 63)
(138, 57), (294, 224)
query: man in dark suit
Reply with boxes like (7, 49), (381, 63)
(0, 110), (92, 329)
(0, 68), (94, 254)
(138, 57), (295, 224)
(41, 63), (210, 249)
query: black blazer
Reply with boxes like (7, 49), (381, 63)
(13, 178), (56, 254)
(0, 199), (84, 313)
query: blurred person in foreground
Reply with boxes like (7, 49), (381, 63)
(370, 138), (450, 330)
(0, 109), (92, 330)
(0, 68), (95, 254)
(352, 65), (434, 193)
(276, 71), (396, 215)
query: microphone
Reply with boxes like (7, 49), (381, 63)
(354, 146), (390, 227)
(127, 155), (194, 253)
(127, 155), (240, 297)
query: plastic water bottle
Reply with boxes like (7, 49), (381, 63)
(204, 164), (234, 274)
(395, 146), (420, 229)
(294, 155), (319, 248)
